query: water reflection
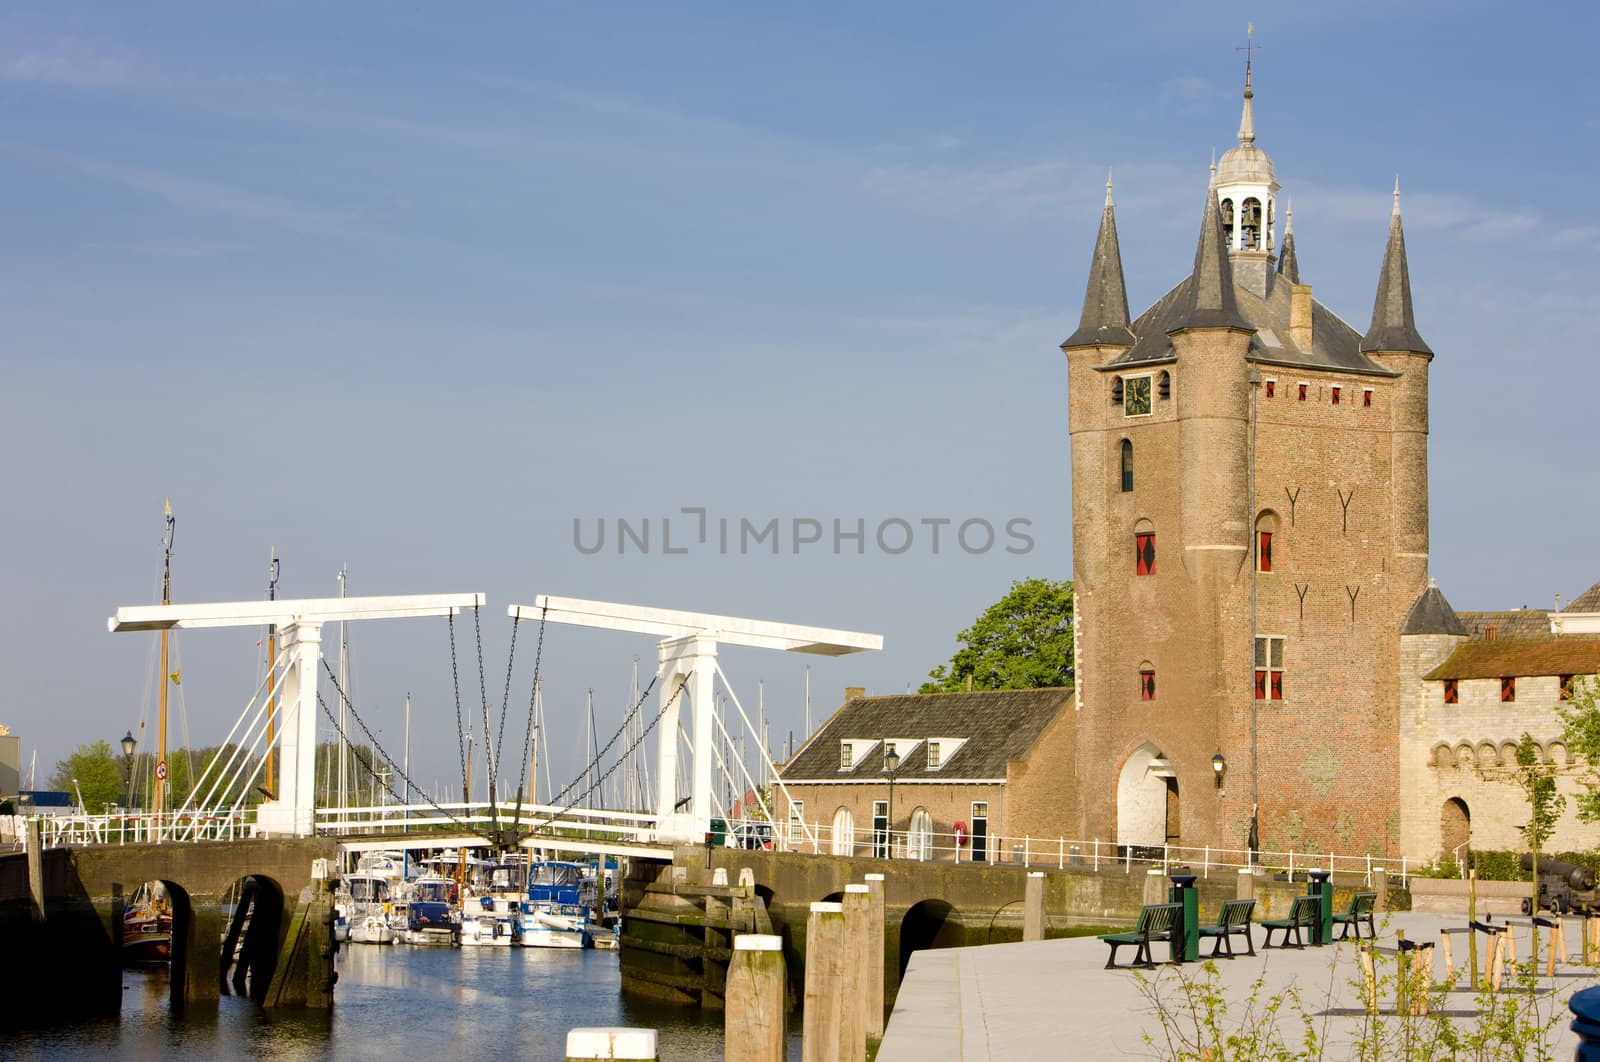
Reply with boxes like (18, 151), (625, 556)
(9, 946), (804, 1060)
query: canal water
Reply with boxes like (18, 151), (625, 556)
(9, 947), (806, 1060)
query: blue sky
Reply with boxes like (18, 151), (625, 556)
(3, 3), (1597, 807)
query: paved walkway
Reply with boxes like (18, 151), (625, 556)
(877, 913), (1599, 1060)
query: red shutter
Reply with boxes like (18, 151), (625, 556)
(1501, 677), (1515, 702)
(1363, 389), (1373, 408)
(1270, 672), (1284, 700)
(1297, 383), (1307, 401)
(1140, 670), (1156, 701)
(1331, 386), (1341, 405)
(1255, 670), (1267, 700)
(1265, 380), (1276, 398)
(1135, 533), (1156, 576)
(1258, 531), (1273, 573)
(1443, 679), (1458, 704)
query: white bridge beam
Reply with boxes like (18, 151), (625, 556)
(108, 592), (484, 838)
(508, 595), (882, 844)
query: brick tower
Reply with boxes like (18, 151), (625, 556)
(1060, 64), (1431, 857)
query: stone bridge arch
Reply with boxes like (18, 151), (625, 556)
(898, 898), (964, 979)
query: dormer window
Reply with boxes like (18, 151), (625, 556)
(926, 741), (941, 769)
(922, 738), (966, 771)
(840, 742), (853, 770)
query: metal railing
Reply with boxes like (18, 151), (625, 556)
(3, 808), (257, 849)
(762, 820), (1414, 888)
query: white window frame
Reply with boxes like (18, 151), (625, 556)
(926, 741), (941, 769)
(1255, 634), (1286, 700)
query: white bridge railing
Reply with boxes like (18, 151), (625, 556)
(765, 820), (1416, 889)
(3, 808), (256, 848)
(312, 799), (662, 845)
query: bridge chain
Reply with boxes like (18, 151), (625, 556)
(316, 659), (475, 835)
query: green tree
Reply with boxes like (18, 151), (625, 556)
(920, 578), (1074, 693)
(1557, 675), (1600, 822)
(48, 740), (126, 812)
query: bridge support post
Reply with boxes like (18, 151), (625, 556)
(802, 901), (845, 1062)
(257, 621), (323, 838)
(864, 873), (886, 1040)
(1024, 871), (1046, 941)
(655, 636), (717, 843)
(726, 935), (786, 1062)
(173, 898), (224, 1010)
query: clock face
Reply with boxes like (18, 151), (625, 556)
(1124, 375), (1152, 417)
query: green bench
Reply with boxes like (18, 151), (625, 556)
(1198, 897), (1256, 958)
(1099, 902), (1181, 969)
(1262, 894), (1319, 949)
(1334, 891), (1377, 941)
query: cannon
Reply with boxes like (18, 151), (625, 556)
(1518, 854), (1599, 915)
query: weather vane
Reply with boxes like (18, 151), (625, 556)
(1236, 23), (1261, 75)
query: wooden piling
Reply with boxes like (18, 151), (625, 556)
(26, 819), (45, 922)
(565, 1028), (659, 1061)
(1023, 872), (1046, 942)
(1143, 868), (1165, 906)
(802, 901), (846, 1062)
(726, 935), (785, 1062)
(864, 873), (886, 1041)
(841, 885), (870, 1062)
(1372, 867), (1388, 913)
(1235, 867), (1255, 902)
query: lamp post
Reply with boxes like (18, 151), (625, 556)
(121, 730), (138, 808)
(883, 744), (901, 859)
(1212, 751), (1226, 790)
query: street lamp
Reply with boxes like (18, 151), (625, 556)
(121, 730), (138, 808)
(883, 743), (901, 859)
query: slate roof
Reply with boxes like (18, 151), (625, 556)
(1565, 581), (1600, 613)
(1423, 639), (1600, 681)
(1457, 610), (1556, 642)
(1061, 195), (1136, 349)
(1360, 196), (1433, 356)
(777, 688), (1071, 783)
(1401, 584), (1468, 636)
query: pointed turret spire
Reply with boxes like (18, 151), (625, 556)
(1360, 180), (1432, 355)
(1276, 200), (1300, 284)
(1062, 171), (1134, 349)
(1169, 183), (1251, 334)
(1238, 61), (1256, 145)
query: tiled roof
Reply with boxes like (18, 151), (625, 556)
(1565, 581), (1600, 613)
(1423, 639), (1600, 681)
(1457, 610), (1555, 642)
(777, 688), (1071, 783)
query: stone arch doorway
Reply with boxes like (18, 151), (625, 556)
(1441, 797), (1471, 859)
(907, 808), (933, 861)
(831, 807), (855, 856)
(1117, 741), (1171, 848)
(899, 899), (964, 979)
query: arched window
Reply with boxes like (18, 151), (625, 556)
(831, 807), (855, 856)
(1120, 439), (1134, 493)
(1220, 197), (1235, 228)
(1111, 376), (1124, 405)
(1139, 663), (1156, 701)
(908, 808), (933, 861)
(1255, 510), (1281, 574)
(1135, 531), (1155, 576)
(1158, 370), (1171, 401)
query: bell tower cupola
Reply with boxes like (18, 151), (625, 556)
(1213, 54), (1280, 298)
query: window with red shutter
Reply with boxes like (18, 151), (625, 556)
(1362, 389), (1373, 408)
(1135, 533), (1155, 576)
(1443, 679), (1459, 704)
(1331, 386), (1341, 405)
(1560, 675), (1575, 701)
(1257, 531), (1273, 573)
(1265, 379), (1276, 398)
(1140, 669), (1156, 701)
(1254, 636), (1285, 701)
(1297, 383), (1308, 401)
(1501, 677), (1516, 702)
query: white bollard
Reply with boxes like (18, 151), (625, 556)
(565, 1028), (658, 1061)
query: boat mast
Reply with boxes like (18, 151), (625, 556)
(155, 499), (175, 818)
(264, 550), (280, 797)
(403, 692), (411, 832)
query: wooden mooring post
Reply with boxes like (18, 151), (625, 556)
(1024, 872), (1046, 941)
(26, 819), (45, 922)
(565, 1028), (658, 1061)
(864, 873), (886, 1041)
(842, 885), (870, 1062)
(726, 935), (785, 1062)
(802, 901), (846, 1062)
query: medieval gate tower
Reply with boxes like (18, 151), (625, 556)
(1061, 63), (1432, 857)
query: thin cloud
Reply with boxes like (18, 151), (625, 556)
(1, 36), (140, 88)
